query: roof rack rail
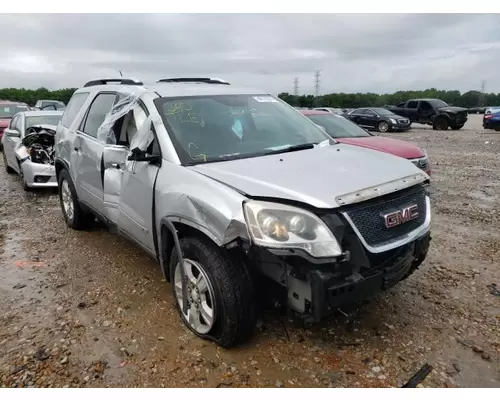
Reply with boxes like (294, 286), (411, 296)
(156, 77), (230, 85)
(83, 78), (143, 88)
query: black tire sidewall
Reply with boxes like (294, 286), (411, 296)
(434, 118), (448, 130)
(378, 121), (389, 132)
(169, 236), (255, 347)
(58, 169), (77, 227)
(2, 149), (13, 173)
(170, 238), (228, 341)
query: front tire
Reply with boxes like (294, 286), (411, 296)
(2, 149), (14, 174)
(377, 121), (389, 133)
(58, 168), (94, 230)
(433, 117), (449, 130)
(450, 123), (465, 130)
(170, 236), (256, 348)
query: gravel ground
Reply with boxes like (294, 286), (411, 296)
(0, 114), (499, 388)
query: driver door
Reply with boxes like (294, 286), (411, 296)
(102, 103), (161, 255)
(418, 101), (434, 124)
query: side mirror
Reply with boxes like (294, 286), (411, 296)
(127, 148), (160, 163)
(5, 129), (21, 138)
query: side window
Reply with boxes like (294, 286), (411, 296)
(14, 115), (22, 132)
(420, 101), (432, 111)
(354, 109), (366, 115)
(81, 93), (116, 138)
(9, 115), (18, 130)
(365, 109), (376, 116)
(61, 92), (90, 128)
(407, 101), (418, 109)
(115, 103), (149, 147)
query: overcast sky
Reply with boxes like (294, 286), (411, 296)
(1, 13), (499, 95)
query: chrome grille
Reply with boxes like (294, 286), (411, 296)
(343, 184), (428, 249)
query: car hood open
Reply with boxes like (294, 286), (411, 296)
(335, 136), (425, 159)
(189, 143), (428, 209)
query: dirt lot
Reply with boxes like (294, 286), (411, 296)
(0, 114), (499, 388)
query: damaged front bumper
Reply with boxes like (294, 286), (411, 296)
(21, 161), (57, 188)
(251, 230), (431, 323)
(308, 232), (430, 321)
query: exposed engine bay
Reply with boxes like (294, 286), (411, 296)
(20, 125), (56, 165)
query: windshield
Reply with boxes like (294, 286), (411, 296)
(26, 115), (63, 130)
(154, 94), (331, 165)
(0, 104), (29, 118)
(429, 99), (448, 108)
(306, 114), (371, 138)
(41, 101), (65, 110)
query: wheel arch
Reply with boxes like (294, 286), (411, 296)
(159, 216), (248, 283)
(55, 158), (70, 181)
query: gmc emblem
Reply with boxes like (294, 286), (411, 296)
(383, 205), (419, 228)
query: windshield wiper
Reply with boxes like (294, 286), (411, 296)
(264, 143), (317, 156)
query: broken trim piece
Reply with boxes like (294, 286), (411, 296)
(335, 173), (428, 206)
(160, 218), (188, 314)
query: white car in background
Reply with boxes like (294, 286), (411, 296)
(1, 110), (63, 190)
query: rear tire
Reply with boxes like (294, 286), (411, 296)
(2, 149), (14, 174)
(58, 168), (94, 230)
(170, 236), (257, 348)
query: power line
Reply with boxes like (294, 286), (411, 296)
(314, 69), (321, 98)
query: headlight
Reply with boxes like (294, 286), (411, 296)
(243, 200), (342, 258)
(390, 118), (397, 124)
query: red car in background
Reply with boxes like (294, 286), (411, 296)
(301, 110), (431, 176)
(0, 100), (30, 148)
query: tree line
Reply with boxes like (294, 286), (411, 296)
(278, 89), (500, 109)
(1, 86), (499, 109)
(0, 87), (76, 106)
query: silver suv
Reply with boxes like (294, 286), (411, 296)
(54, 77), (432, 348)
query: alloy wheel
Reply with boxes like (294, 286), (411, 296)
(174, 258), (216, 335)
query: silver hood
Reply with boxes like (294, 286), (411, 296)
(189, 143), (428, 209)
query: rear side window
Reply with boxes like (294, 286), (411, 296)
(81, 93), (116, 138)
(61, 92), (90, 128)
(407, 101), (418, 109)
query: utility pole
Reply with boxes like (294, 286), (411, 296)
(314, 69), (321, 106)
(293, 77), (299, 97)
(479, 80), (486, 107)
(293, 77), (299, 106)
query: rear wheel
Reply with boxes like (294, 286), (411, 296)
(170, 236), (256, 348)
(2, 149), (14, 174)
(433, 117), (449, 131)
(377, 121), (389, 133)
(58, 168), (94, 230)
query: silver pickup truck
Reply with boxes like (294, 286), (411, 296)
(54, 77), (431, 348)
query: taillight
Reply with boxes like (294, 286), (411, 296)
(485, 114), (493, 119)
